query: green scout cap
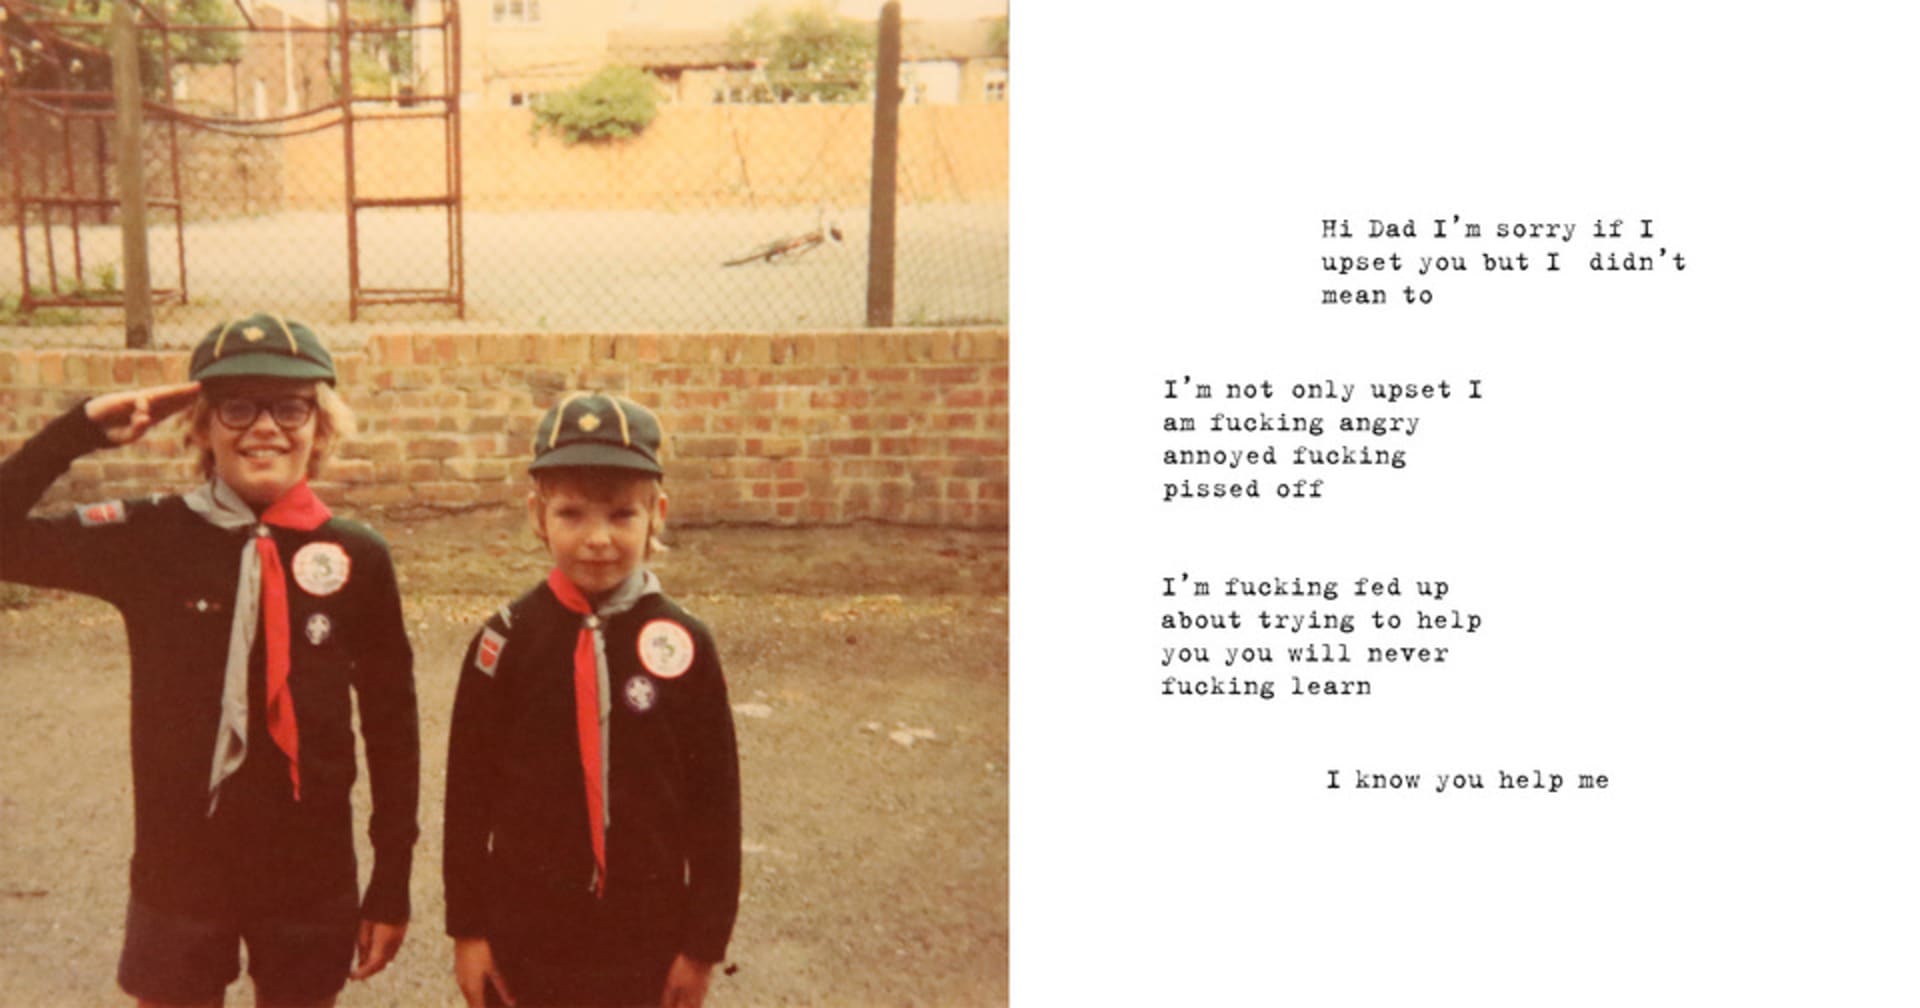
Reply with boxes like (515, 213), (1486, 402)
(189, 313), (336, 384)
(531, 392), (664, 476)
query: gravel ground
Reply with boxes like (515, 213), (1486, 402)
(0, 515), (1009, 1007)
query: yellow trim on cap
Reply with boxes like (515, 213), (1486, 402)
(549, 392), (589, 448)
(610, 395), (632, 446)
(212, 319), (242, 359)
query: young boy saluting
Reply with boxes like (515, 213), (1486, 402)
(445, 392), (741, 1008)
(0, 314), (418, 1007)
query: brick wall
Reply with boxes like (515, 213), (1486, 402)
(0, 329), (1008, 528)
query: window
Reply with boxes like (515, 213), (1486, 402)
(491, 0), (541, 25)
(509, 90), (543, 107)
(984, 69), (1007, 102)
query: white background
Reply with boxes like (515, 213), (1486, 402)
(1011, 3), (1920, 1004)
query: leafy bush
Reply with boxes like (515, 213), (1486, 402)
(531, 66), (664, 144)
(728, 1), (874, 103)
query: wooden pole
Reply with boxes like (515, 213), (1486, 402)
(865, 1), (901, 328)
(109, 0), (153, 347)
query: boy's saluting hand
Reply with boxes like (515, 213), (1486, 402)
(84, 381), (201, 445)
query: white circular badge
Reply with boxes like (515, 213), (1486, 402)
(291, 542), (351, 597)
(637, 620), (695, 679)
(623, 675), (657, 713)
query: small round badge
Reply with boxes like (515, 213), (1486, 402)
(292, 542), (351, 597)
(622, 674), (656, 713)
(305, 613), (332, 646)
(637, 620), (694, 679)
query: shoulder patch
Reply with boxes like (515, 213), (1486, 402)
(638, 619), (695, 679)
(476, 627), (508, 677)
(76, 499), (127, 527)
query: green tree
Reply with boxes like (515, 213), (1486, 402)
(530, 65), (664, 144)
(988, 16), (1008, 59)
(341, 0), (418, 100)
(3, 0), (240, 99)
(727, 1), (874, 103)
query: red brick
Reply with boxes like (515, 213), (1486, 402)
(326, 459), (377, 483)
(407, 437), (462, 460)
(745, 437), (803, 458)
(416, 481), (480, 506)
(37, 353), (65, 387)
(366, 335), (409, 366)
(537, 334), (592, 362)
(675, 435), (740, 458)
(611, 335), (659, 362)
(917, 366), (980, 385)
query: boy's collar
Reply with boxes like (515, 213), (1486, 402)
(552, 567), (661, 618)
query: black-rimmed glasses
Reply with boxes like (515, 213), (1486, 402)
(213, 396), (316, 431)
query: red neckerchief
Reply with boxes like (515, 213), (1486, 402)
(547, 568), (609, 897)
(257, 481), (331, 799)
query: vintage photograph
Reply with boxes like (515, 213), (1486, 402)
(1, 0), (1008, 1004)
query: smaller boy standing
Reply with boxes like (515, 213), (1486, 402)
(445, 393), (741, 1008)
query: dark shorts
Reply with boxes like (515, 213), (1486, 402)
(118, 891), (358, 1005)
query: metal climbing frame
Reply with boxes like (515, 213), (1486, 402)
(3, 0), (189, 311)
(0, 0), (464, 321)
(340, 0), (463, 319)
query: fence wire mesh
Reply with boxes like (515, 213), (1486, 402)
(1, 0), (1009, 347)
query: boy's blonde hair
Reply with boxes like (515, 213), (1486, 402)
(530, 467), (669, 558)
(183, 382), (355, 481)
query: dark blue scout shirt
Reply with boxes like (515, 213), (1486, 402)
(0, 405), (419, 922)
(444, 579), (741, 966)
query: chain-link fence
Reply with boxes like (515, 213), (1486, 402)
(1, 1), (1008, 348)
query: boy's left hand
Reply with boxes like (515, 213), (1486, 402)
(350, 919), (408, 980)
(660, 954), (715, 1008)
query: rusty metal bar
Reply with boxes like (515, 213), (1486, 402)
(110, 0), (152, 345)
(866, 1), (901, 327)
(340, 0), (359, 320)
(450, 0), (465, 317)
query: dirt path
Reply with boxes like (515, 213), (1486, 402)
(0, 516), (1008, 1007)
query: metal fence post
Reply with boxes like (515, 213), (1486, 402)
(865, 1), (901, 328)
(109, 0), (152, 347)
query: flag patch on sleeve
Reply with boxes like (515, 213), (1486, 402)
(76, 500), (127, 526)
(476, 627), (508, 677)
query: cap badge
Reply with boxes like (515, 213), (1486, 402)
(577, 413), (602, 433)
(292, 542), (351, 597)
(243, 325), (266, 343)
(638, 619), (695, 679)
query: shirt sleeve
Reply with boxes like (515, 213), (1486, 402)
(444, 615), (509, 937)
(677, 619), (742, 964)
(349, 535), (420, 924)
(0, 402), (140, 603)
